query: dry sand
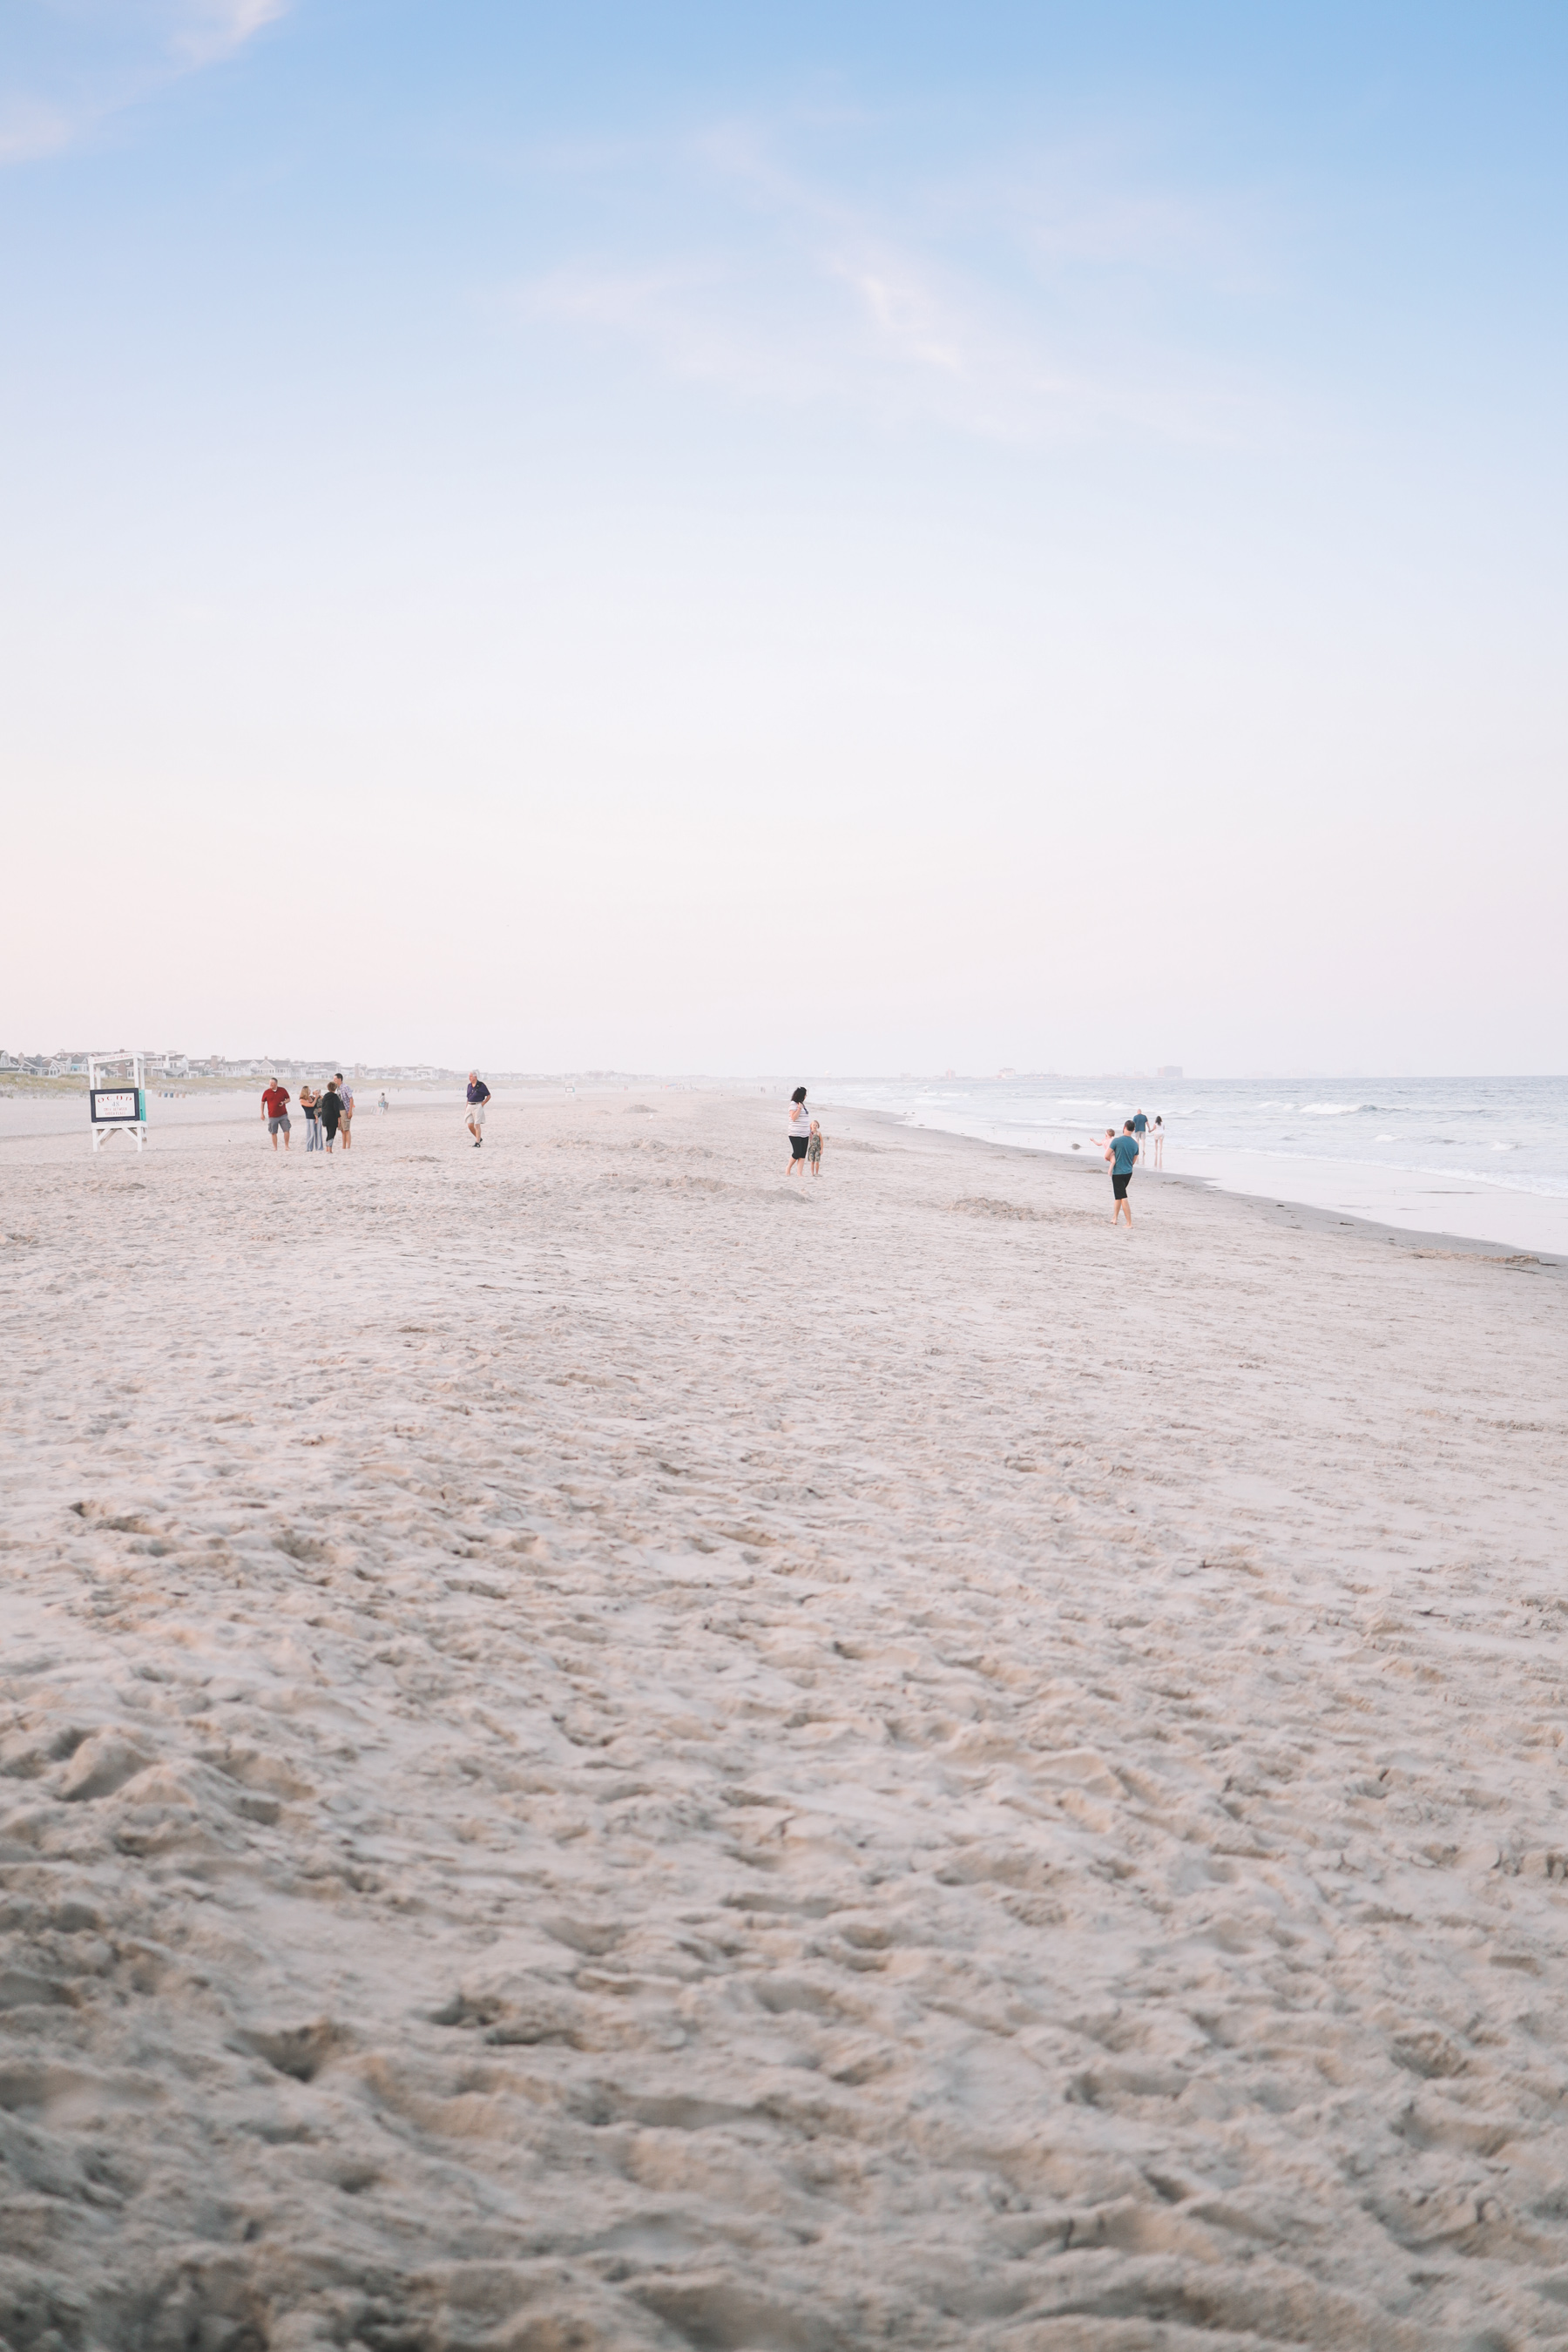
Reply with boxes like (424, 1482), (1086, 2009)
(3, 1089), (1568, 2351)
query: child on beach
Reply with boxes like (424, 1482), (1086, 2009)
(807, 1120), (823, 1175)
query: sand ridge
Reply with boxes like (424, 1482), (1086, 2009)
(3, 1089), (1568, 2349)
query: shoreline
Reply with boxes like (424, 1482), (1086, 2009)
(825, 1098), (1568, 1269)
(5, 1082), (1565, 1274)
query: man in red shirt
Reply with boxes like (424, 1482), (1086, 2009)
(260, 1081), (292, 1152)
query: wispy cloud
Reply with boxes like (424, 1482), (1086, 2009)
(167, 0), (291, 68)
(0, 95), (77, 166)
(509, 114), (1281, 449)
(0, 0), (291, 164)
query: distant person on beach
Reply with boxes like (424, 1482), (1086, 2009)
(1151, 1115), (1165, 1170)
(466, 1071), (490, 1147)
(377, 1092), (389, 1116)
(319, 1079), (343, 1153)
(787, 1087), (811, 1176)
(336, 1074), (354, 1149)
(808, 1119), (823, 1176)
(260, 1081), (291, 1152)
(1132, 1109), (1148, 1145)
(1105, 1119), (1139, 1227)
(300, 1083), (321, 1151)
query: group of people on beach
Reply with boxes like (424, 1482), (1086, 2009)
(260, 1072), (483, 1156)
(259, 1076), (390, 1153)
(260, 1076), (353, 1152)
(258, 1075), (1146, 1219)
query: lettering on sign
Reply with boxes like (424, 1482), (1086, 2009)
(91, 1091), (139, 1122)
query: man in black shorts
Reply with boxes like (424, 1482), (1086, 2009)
(1105, 1119), (1139, 1227)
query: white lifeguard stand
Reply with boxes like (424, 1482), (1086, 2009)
(89, 1051), (148, 1153)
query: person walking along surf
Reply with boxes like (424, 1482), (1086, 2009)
(260, 1080), (292, 1152)
(466, 1071), (490, 1146)
(1105, 1119), (1139, 1227)
(787, 1087), (811, 1177)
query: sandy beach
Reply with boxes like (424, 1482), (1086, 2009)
(4, 1086), (1568, 2350)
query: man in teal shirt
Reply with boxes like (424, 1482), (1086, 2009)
(1105, 1120), (1139, 1227)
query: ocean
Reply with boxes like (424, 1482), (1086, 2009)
(816, 1074), (1568, 1257)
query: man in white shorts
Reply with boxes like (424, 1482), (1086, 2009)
(465, 1071), (490, 1146)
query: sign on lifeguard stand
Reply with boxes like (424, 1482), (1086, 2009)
(88, 1051), (148, 1153)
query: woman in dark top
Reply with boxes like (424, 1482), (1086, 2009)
(318, 1082), (342, 1152)
(299, 1083), (321, 1151)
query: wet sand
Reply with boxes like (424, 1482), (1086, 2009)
(3, 1088), (1568, 2349)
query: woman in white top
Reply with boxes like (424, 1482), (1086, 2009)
(787, 1087), (811, 1176)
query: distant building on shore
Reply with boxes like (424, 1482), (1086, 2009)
(1157, 1064), (1183, 1079)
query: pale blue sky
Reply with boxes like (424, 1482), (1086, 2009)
(3, 3), (1565, 1071)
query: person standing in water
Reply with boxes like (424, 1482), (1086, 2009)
(1150, 1114), (1165, 1170)
(1105, 1119), (1139, 1227)
(787, 1087), (811, 1176)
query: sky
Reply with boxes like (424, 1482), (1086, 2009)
(3, 1), (1565, 1074)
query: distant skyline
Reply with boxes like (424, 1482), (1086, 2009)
(9, 1052), (1535, 1086)
(3, 3), (1565, 1074)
